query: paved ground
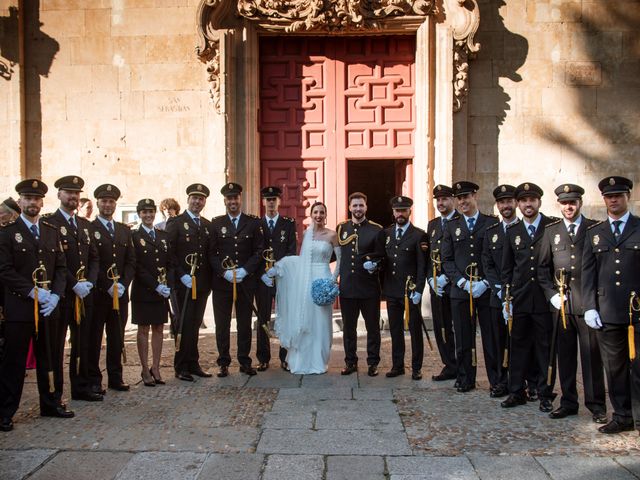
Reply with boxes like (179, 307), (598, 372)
(1, 313), (639, 479)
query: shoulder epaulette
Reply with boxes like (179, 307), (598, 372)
(547, 219), (562, 227)
(486, 221), (500, 230)
(547, 216), (561, 223)
(506, 221), (519, 229)
(41, 212), (54, 218)
(587, 220), (604, 230)
(1, 220), (16, 227)
(213, 214), (226, 220)
(246, 213), (259, 219)
(369, 220), (383, 228)
(40, 219), (56, 229)
(337, 220), (348, 227)
(283, 216), (295, 223)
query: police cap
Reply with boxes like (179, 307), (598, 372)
(16, 179), (48, 198)
(598, 176), (633, 196)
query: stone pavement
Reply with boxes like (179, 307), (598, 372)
(1, 319), (639, 479)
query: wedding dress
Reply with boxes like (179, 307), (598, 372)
(273, 225), (340, 374)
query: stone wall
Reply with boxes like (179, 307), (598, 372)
(467, 0), (640, 218)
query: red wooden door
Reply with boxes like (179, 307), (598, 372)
(259, 36), (416, 235)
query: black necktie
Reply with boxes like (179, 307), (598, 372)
(193, 217), (200, 227)
(149, 229), (156, 241)
(268, 219), (274, 233)
(467, 217), (475, 232)
(396, 228), (403, 241)
(441, 217), (447, 229)
(107, 222), (115, 238)
(568, 223), (576, 237)
(69, 216), (77, 232)
(613, 220), (622, 238)
(232, 217), (238, 230)
(528, 225), (536, 239)
(30, 224), (39, 241)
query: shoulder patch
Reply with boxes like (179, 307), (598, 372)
(41, 212), (54, 218)
(283, 216), (295, 222)
(547, 216), (561, 223)
(337, 220), (348, 227)
(368, 220), (383, 229)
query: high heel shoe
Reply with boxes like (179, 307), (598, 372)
(149, 368), (165, 385)
(141, 370), (155, 387)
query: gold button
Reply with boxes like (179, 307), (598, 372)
(615, 248), (620, 252)
(571, 266), (575, 269)
(570, 244), (575, 248)
(616, 271), (620, 275)
(570, 255), (575, 259)
(392, 271), (396, 275)
(616, 259), (620, 263)
(470, 253), (474, 257)
(531, 277), (535, 281)
(616, 281), (621, 286)
(530, 246), (534, 250)
(530, 256), (534, 260)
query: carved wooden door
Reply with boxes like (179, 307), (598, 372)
(259, 36), (416, 236)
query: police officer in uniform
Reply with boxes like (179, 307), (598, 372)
(166, 184), (213, 381)
(501, 182), (557, 412)
(46, 176), (101, 402)
(337, 192), (383, 377)
(538, 184), (607, 422)
(256, 186), (296, 371)
(376, 195), (427, 380)
(426, 185), (458, 382)
(582, 176), (640, 434)
(0, 179), (72, 432)
(481, 184), (518, 398)
(441, 181), (495, 393)
(131, 199), (175, 386)
(89, 184), (136, 393)
(210, 183), (264, 377)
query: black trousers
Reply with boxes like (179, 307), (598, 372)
(88, 292), (128, 387)
(387, 296), (423, 372)
(174, 287), (209, 374)
(0, 320), (61, 418)
(451, 295), (492, 388)
(429, 290), (457, 376)
(213, 287), (254, 368)
(556, 313), (606, 413)
(339, 296), (381, 367)
(597, 323), (640, 426)
(508, 311), (554, 399)
(490, 307), (509, 388)
(58, 299), (94, 396)
(256, 281), (286, 364)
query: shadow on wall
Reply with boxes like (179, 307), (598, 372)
(534, 3), (640, 204)
(468, 0), (528, 209)
(0, 6), (18, 80)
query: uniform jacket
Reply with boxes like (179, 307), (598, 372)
(426, 212), (460, 297)
(131, 227), (175, 304)
(538, 216), (597, 315)
(210, 213), (264, 291)
(441, 212), (495, 301)
(582, 214), (640, 325)
(376, 223), (427, 299)
(91, 218), (136, 302)
(0, 217), (66, 323)
(337, 218), (383, 299)
(482, 220), (517, 308)
(501, 214), (556, 314)
(165, 211), (213, 293)
(259, 215), (297, 274)
(44, 210), (99, 303)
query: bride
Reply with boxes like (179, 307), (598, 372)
(267, 201), (341, 374)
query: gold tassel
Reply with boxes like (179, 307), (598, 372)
(502, 348), (509, 368)
(34, 287), (39, 337)
(75, 296), (82, 325)
(112, 280), (119, 311)
(628, 325), (635, 361)
(404, 294), (410, 330)
(232, 269), (237, 305)
(191, 275), (197, 300)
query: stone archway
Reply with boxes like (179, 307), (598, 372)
(195, 0), (480, 224)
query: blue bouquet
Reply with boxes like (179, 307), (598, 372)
(311, 278), (339, 306)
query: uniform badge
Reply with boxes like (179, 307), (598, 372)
(593, 235), (600, 246)
(95, 231), (101, 240)
(221, 226), (227, 235)
(280, 230), (286, 242)
(554, 234), (560, 245)
(431, 229), (436, 237)
(492, 234), (498, 244)
(140, 238), (146, 247)
(161, 239), (167, 251)
(14, 232), (22, 243)
(515, 235), (521, 246)
(83, 228), (89, 239)
(455, 227), (461, 237)
(184, 222), (189, 231)
(342, 231), (347, 240)
(60, 226), (67, 236)
(385, 236), (390, 245)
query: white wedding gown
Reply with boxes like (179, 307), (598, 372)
(274, 235), (338, 374)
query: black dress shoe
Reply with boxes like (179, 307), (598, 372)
(385, 368), (405, 378)
(490, 385), (508, 398)
(341, 364), (357, 375)
(501, 394), (527, 408)
(280, 361), (289, 372)
(432, 372), (457, 381)
(367, 366), (379, 377)
(91, 385), (106, 395)
(41, 406), (75, 418)
(549, 406), (578, 419)
(598, 419), (635, 434)
(527, 390), (538, 402)
(217, 366), (229, 377)
(0, 417), (13, 432)
(239, 365), (257, 376)
(592, 411), (608, 424)
(108, 382), (130, 391)
(454, 380), (461, 389)
(457, 384), (475, 393)
(539, 399), (554, 413)
(257, 362), (269, 372)
(191, 368), (212, 378)
(175, 371), (194, 382)
(72, 391), (104, 402)
(411, 371), (423, 380)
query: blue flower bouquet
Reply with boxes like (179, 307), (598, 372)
(311, 278), (339, 306)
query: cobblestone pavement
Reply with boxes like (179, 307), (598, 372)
(1, 317), (639, 479)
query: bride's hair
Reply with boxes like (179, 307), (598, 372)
(310, 201), (326, 213)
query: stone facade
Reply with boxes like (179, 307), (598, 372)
(0, 0), (638, 219)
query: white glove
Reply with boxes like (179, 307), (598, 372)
(266, 267), (277, 278)
(457, 278), (470, 293)
(235, 268), (248, 281)
(41, 293), (60, 317)
(437, 274), (449, 287)
(117, 282), (125, 298)
(223, 270), (243, 283)
(584, 309), (603, 329)
(496, 288), (502, 301)
(502, 302), (510, 325)
(155, 284), (171, 298)
(428, 277), (436, 292)
(180, 274), (192, 289)
(72, 281), (93, 299)
(411, 291), (422, 305)
(363, 260), (377, 273)
(471, 281), (488, 298)
(29, 287), (51, 304)
(550, 293), (562, 310)
(261, 274), (274, 287)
